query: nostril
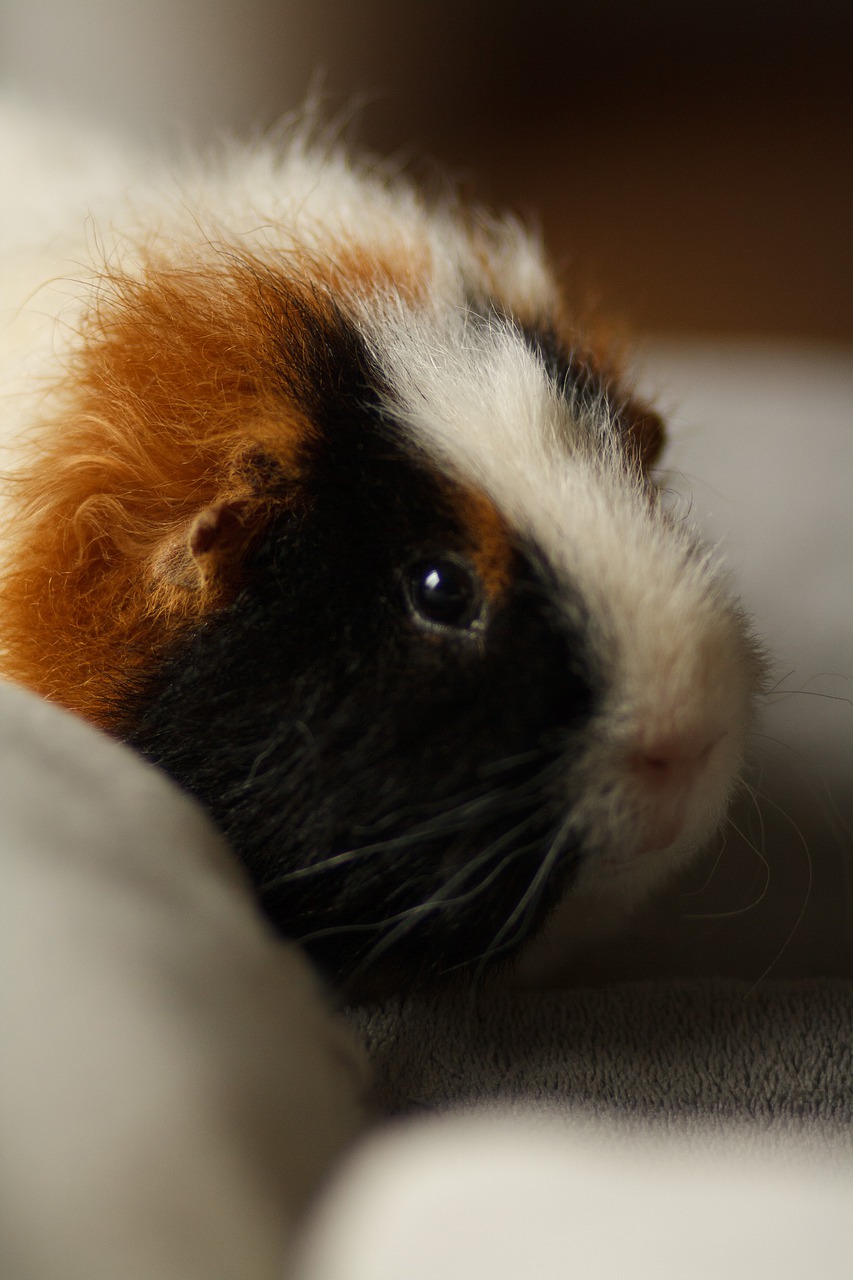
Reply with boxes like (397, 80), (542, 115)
(624, 730), (728, 855)
(628, 733), (722, 792)
(629, 748), (679, 789)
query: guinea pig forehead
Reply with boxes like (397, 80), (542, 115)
(359, 301), (685, 625)
(359, 303), (592, 529)
(364, 302), (600, 465)
(363, 291), (664, 473)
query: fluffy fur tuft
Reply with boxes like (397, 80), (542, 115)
(1, 254), (335, 719)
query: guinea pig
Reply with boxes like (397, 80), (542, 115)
(0, 108), (763, 991)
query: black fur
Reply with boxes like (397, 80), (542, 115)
(121, 302), (600, 990)
(469, 301), (608, 409)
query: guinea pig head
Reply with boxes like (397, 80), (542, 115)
(0, 235), (761, 990)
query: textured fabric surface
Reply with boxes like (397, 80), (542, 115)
(351, 978), (853, 1146)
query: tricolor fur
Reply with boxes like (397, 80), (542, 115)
(0, 108), (762, 988)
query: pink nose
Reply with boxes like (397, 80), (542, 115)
(628, 733), (718, 794)
(626, 733), (724, 854)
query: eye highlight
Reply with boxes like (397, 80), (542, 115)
(407, 558), (483, 631)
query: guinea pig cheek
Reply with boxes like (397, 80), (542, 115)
(575, 610), (754, 897)
(626, 731), (730, 855)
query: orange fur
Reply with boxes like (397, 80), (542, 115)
(0, 253), (325, 724)
(455, 486), (514, 601)
(324, 244), (430, 306)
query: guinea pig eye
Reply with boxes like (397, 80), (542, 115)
(407, 559), (482, 630)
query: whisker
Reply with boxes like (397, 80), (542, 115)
(762, 675), (851, 707)
(241, 731), (288, 789)
(259, 753), (555, 893)
(477, 747), (554, 778)
(746, 792), (815, 992)
(470, 812), (576, 972)
(308, 818), (547, 943)
(350, 747), (552, 835)
(752, 732), (852, 837)
(748, 732), (851, 920)
(341, 826), (548, 984)
(298, 812), (547, 965)
(678, 826), (729, 899)
(682, 807), (771, 920)
(743, 776), (768, 860)
(259, 795), (537, 893)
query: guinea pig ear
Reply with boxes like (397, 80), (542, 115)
(150, 446), (300, 593)
(187, 499), (257, 587)
(151, 497), (258, 593)
(619, 397), (666, 471)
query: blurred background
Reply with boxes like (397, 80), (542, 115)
(1, 0), (851, 343)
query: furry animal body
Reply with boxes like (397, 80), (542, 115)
(0, 105), (762, 989)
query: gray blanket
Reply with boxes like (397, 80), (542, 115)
(352, 978), (853, 1147)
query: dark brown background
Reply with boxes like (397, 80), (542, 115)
(293, 1), (853, 345)
(3, 0), (851, 343)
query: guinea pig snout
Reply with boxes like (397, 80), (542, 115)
(588, 587), (758, 871)
(625, 728), (727, 855)
(627, 731), (720, 790)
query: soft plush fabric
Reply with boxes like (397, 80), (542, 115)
(0, 681), (366, 1280)
(292, 1113), (853, 1280)
(350, 977), (853, 1142)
